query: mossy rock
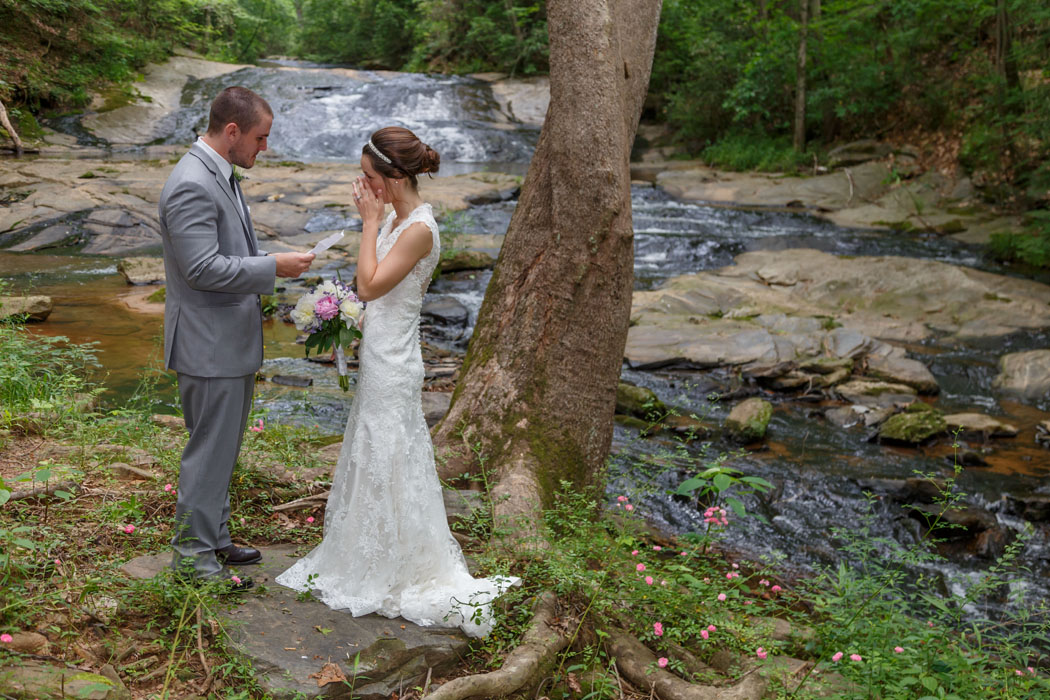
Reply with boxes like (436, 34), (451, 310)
(438, 250), (496, 273)
(615, 382), (667, 421)
(0, 659), (123, 699)
(146, 287), (166, 303)
(878, 403), (946, 444)
(725, 398), (773, 442)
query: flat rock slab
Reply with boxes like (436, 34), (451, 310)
(122, 545), (469, 699)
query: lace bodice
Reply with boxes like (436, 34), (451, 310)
(275, 202), (517, 637)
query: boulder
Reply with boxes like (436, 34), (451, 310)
(656, 414), (712, 441)
(1003, 494), (1050, 522)
(0, 659), (122, 700)
(992, 350), (1050, 403)
(0, 295), (53, 322)
(836, 380), (916, 408)
(117, 257), (165, 285)
(865, 354), (939, 394)
(1, 631), (49, 654)
(725, 398), (773, 442)
(974, 527), (1012, 559)
(438, 250), (496, 273)
(943, 413), (1019, 439)
(878, 402), (946, 444)
(827, 139), (893, 167)
(616, 382), (667, 421)
(422, 391), (451, 428)
(909, 503), (996, 538)
(421, 297), (470, 328)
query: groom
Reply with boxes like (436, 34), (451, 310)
(159, 86), (314, 588)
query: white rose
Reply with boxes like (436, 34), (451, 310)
(339, 297), (362, 325)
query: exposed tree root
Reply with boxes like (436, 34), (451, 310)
(0, 98), (24, 156)
(607, 629), (768, 700)
(9, 481), (78, 501)
(425, 592), (568, 700)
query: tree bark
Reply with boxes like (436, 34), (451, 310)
(432, 0), (662, 537)
(793, 0), (809, 152)
(0, 99), (24, 156)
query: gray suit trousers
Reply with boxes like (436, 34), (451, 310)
(171, 372), (255, 577)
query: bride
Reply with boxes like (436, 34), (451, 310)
(275, 127), (516, 638)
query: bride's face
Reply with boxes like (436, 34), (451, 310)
(360, 156), (392, 204)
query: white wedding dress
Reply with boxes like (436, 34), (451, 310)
(276, 203), (516, 638)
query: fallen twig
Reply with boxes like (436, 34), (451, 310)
(9, 481), (77, 501)
(272, 490), (330, 512)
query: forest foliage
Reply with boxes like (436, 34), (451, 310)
(1, 0), (1049, 263)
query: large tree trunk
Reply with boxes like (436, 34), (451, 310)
(433, 0), (662, 537)
(793, 0), (809, 152)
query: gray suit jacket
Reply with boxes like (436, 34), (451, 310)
(159, 142), (277, 377)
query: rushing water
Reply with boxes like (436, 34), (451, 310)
(9, 62), (1050, 619)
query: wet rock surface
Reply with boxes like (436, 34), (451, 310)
(0, 295), (53, 321)
(122, 546), (469, 700)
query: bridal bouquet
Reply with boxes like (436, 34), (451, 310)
(290, 279), (363, 391)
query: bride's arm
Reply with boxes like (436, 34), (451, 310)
(356, 223), (432, 301)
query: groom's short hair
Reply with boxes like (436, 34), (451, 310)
(206, 87), (273, 135)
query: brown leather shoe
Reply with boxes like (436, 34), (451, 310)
(215, 544), (262, 565)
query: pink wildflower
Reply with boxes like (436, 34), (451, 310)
(123, 524), (135, 534)
(0, 634), (12, 643)
(744, 600), (753, 605)
(894, 646), (904, 654)
(771, 585), (782, 593)
(1016, 670), (1025, 676)
(617, 496), (627, 502)
(240, 517), (246, 525)
(653, 622), (663, 637)
(850, 654), (862, 662)
(759, 579), (770, 586)
(653, 545), (662, 551)
(1028, 667), (1036, 675)
(707, 625), (716, 632)
(701, 629), (709, 640)
(231, 575), (242, 585)
(625, 504), (634, 512)
(632, 550), (639, 556)
(657, 657), (668, 668)
(717, 593), (727, 602)
(164, 483), (173, 492)
(756, 647), (767, 660)
(680, 551), (688, 556)
(645, 576), (653, 585)
(636, 563), (646, 572)
(731, 563), (739, 569)
(832, 652), (843, 662)
(306, 516), (315, 524)
(249, 419), (264, 432)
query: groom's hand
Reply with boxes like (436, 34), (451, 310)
(273, 252), (315, 278)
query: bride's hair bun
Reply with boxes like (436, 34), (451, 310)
(421, 145), (440, 175)
(364, 127), (441, 188)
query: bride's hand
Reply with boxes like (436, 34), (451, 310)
(353, 177), (383, 228)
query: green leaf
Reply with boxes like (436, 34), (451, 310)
(726, 496), (747, 518)
(740, 475), (773, 490)
(54, 490), (73, 500)
(712, 472), (732, 493)
(12, 538), (36, 550)
(920, 675), (939, 692)
(0, 489), (10, 506)
(675, 476), (706, 495)
(35, 468), (53, 482)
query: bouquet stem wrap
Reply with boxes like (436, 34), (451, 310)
(335, 346), (349, 391)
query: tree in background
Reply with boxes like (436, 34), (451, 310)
(431, 0), (662, 537)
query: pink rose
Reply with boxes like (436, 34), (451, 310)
(657, 657), (668, 668)
(653, 622), (663, 637)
